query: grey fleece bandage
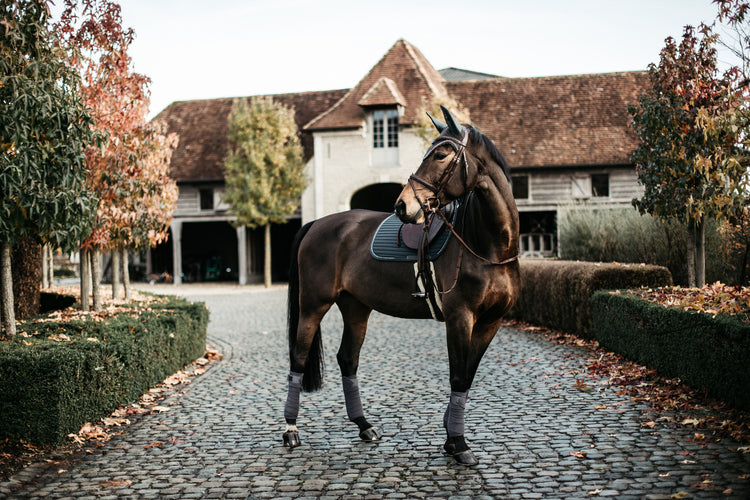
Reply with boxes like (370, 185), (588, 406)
(444, 390), (468, 437)
(342, 375), (365, 421)
(284, 371), (304, 422)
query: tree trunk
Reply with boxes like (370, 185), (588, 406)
(264, 223), (272, 288)
(122, 248), (131, 301)
(41, 244), (49, 289)
(1, 241), (16, 336)
(92, 248), (102, 312)
(47, 245), (54, 287)
(695, 219), (706, 287)
(111, 248), (121, 300)
(687, 219), (697, 287)
(80, 248), (90, 312)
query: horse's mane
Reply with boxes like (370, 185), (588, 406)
(467, 126), (511, 182)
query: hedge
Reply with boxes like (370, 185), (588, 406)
(508, 259), (673, 337)
(591, 291), (750, 411)
(0, 298), (209, 444)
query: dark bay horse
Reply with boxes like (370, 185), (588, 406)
(283, 106), (520, 465)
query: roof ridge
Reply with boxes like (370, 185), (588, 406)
(402, 40), (448, 100)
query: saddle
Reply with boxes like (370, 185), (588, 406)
(370, 200), (458, 263)
(370, 200), (463, 322)
(398, 202), (455, 250)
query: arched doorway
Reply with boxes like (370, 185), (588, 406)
(350, 183), (403, 212)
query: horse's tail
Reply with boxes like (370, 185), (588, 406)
(287, 221), (325, 392)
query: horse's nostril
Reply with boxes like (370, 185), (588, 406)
(394, 200), (405, 216)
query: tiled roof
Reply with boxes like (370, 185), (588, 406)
(358, 77), (406, 107)
(305, 39), (449, 130)
(153, 89), (347, 183)
(447, 71), (648, 167)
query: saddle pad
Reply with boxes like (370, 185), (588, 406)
(370, 202), (458, 262)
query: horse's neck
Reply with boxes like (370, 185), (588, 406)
(467, 163), (519, 259)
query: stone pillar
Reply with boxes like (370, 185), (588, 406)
(171, 220), (183, 285)
(237, 225), (247, 285)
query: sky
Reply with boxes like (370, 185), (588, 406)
(97, 0), (730, 119)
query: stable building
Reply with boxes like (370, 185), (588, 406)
(151, 39), (647, 284)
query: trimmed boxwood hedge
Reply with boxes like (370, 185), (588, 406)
(592, 291), (750, 411)
(508, 259), (673, 337)
(0, 298), (208, 444)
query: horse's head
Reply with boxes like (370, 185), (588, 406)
(394, 106), (480, 224)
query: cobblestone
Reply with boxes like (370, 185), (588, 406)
(0, 284), (748, 498)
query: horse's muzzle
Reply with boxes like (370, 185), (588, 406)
(394, 199), (424, 224)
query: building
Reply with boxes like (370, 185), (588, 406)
(151, 39), (647, 284)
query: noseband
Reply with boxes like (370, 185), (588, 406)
(408, 129), (469, 212)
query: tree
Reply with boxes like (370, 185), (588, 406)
(223, 97), (307, 288)
(57, 0), (176, 307)
(628, 25), (749, 287)
(1, 0), (98, 335)
(414, 96), (471, 146)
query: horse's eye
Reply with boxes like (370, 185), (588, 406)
(433, 152), (447, 161)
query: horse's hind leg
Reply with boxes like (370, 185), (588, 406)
(336, 294), (381, 442)
(283, 304), (331, 448)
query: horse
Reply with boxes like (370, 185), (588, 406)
(282, 106), (520, 465)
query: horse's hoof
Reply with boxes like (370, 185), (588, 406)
(359, 426), (382, 442)
(452, 449), (478, 466)
(443, 436), (478, 466)
(283, 430), (301, 448)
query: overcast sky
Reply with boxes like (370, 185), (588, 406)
(97, 1), (729, 118)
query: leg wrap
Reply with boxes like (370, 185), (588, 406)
(342, 375), (365, 422)
(443, 391), (468, 437)
(284, 371), (304, 423)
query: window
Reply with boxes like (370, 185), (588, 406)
(199, 188), (214, 210)
(591, 173), (609, 197)
(373, 109), (398, 148)
(512, 175), (529, 199)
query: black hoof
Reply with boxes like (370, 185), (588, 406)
(443, 436), (478, 466)
(359, 426), (382, 442)
(283, 430), (301, 448)
(452, 449), (478, 466)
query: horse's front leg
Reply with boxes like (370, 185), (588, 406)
(443, 314), (502, 465)
(337, 295), (382, 443)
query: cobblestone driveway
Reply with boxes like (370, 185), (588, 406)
(2, 284), (749, 499)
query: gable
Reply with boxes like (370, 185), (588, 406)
(305, 38), (449, 131)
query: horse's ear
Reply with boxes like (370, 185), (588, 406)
(426, 112), (447, 132)
(440, 105), (464, 136)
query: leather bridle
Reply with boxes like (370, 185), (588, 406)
(407, 129), (469, 213)
(406, 129), (519, 271)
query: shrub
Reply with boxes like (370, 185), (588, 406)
(0, 297), (208, 444)
(508, 259), (672, 338)
(558, 205), (733, 285)
(592, 291), (750, 411)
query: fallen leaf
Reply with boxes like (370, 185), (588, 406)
(151, 405), (170, 413)
(569, 451), (587, 458)
(143, 441), (164, 449)
(100, 479), (132, 487)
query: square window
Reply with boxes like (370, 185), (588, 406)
(512, 175), (529, 199)
(591, 174), (609, 197)
(200, 188), (214, 210)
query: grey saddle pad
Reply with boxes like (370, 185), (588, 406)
(369, 201), (458, 262)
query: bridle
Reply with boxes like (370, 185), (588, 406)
(407, 129), (470, 213)
(406, 129), (519, 273)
